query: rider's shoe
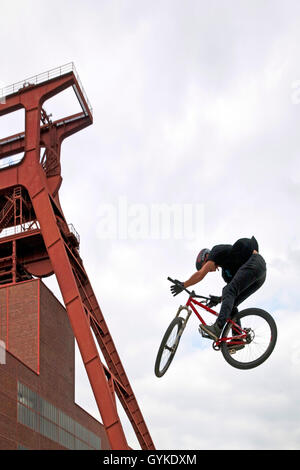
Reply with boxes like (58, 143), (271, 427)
(200, 322), (222, 341)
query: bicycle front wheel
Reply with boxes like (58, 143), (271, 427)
(154, 317), (184, 377)
(221, 308), (277, 370)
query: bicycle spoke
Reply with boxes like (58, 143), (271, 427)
(225, 312), (274, 366)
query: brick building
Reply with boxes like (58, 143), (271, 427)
(0, 279), (111, 450)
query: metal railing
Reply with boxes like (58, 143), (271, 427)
(0, 221), (40, 239)
(68, 223), (80, 246)
(0, 62), (93, 115)
(0, 154), (25, 170)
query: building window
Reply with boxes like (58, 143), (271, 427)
(17, 382), (101, 450)
(18, 402), (38, 432)
(59, 427), (75, 450)
(40, 415), (58, 442)
(17, 443), (29, 450)
(59, 410), (74, 434)
(40, 398), (57, 424)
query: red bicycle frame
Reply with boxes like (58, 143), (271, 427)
(185, 296), (247, 347)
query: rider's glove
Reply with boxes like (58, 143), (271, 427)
(207, 295), (222, 307)
(170, 280), (185, 296)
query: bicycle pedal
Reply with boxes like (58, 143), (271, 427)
(198, 326), (212, 339)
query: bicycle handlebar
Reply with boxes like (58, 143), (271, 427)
(167, 276), (212, 301)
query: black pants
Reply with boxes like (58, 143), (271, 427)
(217, 253), (266, 328)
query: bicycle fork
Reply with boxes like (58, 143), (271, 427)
(175, 305), (192, 340)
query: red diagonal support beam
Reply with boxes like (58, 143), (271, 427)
(0, 65), (155, 450)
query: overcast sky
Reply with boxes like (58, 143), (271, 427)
(1, 0), (300, 450)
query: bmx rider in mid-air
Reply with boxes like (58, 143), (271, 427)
(170, 236), (266, 341)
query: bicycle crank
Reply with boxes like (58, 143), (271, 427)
(212, 341), (221, 351)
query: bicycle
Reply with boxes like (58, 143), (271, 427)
(154, 277), (277, 377)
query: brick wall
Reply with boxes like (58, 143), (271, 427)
(39, 280), (75, 405)
(0, 279), (110, 450)
(0, 280), (39, 372)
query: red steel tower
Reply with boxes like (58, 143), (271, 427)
(0, 63), (155, 450)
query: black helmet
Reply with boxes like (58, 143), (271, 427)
(195, 248), (210, 271)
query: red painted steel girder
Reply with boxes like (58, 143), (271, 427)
(0, 66), (155, 450)
(0, 112), (90, 159)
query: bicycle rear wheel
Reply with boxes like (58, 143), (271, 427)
(221, 308), (277, 370)
(155, 317), (184, 377)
